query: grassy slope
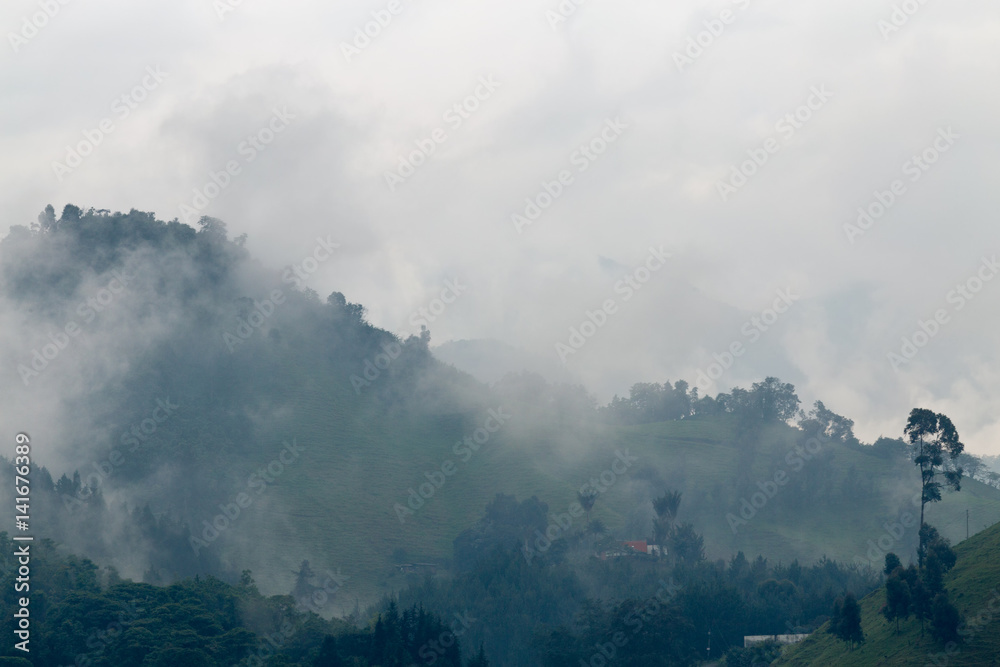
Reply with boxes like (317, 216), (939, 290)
(587, 419), (1000, 568)
(213, 354), (1000, 608)
(774, 520), (1000, 666)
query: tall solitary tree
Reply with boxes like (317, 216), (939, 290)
(904, 409), (964, 565)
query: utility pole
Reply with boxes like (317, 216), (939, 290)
(967, 509), (970, 540)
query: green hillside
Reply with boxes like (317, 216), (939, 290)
(228, 372), (1000, 606)
(774, 520), (1000, 666)
(6, 208), (1000, 612)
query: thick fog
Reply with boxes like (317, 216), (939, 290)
(2, 0), (1000, 454)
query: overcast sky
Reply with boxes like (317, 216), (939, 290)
(2, 0), (999, 454)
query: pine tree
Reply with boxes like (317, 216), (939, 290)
(829, 593), (864, 649)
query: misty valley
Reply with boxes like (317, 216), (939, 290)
(1, 208), (998, 666)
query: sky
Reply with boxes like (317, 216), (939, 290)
(2, 0), (999, 454)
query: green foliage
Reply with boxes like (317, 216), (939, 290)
(389, 497), (877, 665)
(905, 408), (964, 564)
(880, 566), (910, 633)
(0, 531), (478, 667)
(883, 553), (901, 576)
(777, 520), (1000, 666)
(827, 593), (864, 649)
(667, 523), (705, 565)
(929, 593), (962, 645)
(600, 381), (692, 424)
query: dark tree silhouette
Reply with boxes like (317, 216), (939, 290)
(904, 409), (964, 565)
(883, 552), (902, 576)
(930, 593), (963, 645)
(577, 489), (598, 522)
(882, 568), (911, 634)
(828, 593), (864, 649)
(652, 490), (682, 547)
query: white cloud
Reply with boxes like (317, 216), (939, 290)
(2, 0), (999, 453)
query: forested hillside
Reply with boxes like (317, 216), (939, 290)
(3, 207), (1000, 665)
(775, 520), (1000, 666)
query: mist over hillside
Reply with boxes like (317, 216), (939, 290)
(3, 1), (1000, 664)
(3, 209), (999, 612)
(432, 339), (580, 387)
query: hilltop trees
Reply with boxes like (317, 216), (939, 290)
(800, 400), (859, 446)
(904, 409), (964, 565)
(750, 377), (801, 422)
(600, 376), (802, 427)
(601, 380), (692, 423)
